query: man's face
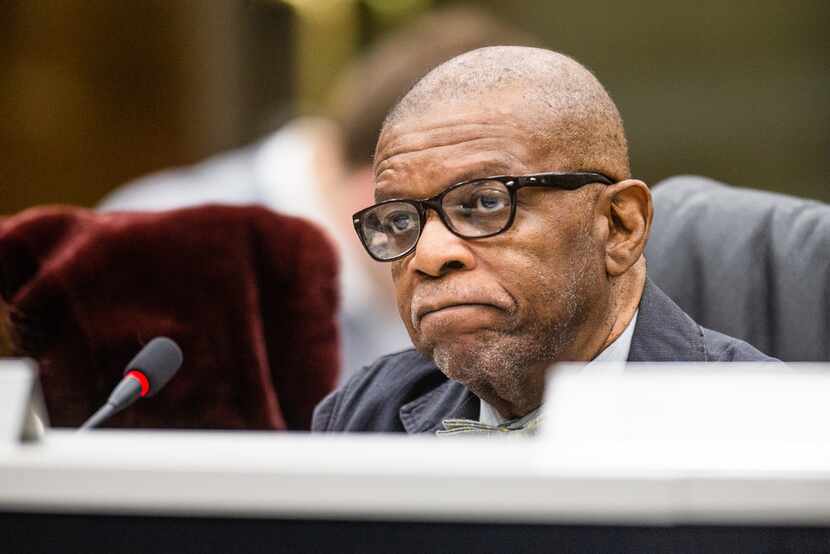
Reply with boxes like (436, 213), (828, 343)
(373, 95), (608, 406)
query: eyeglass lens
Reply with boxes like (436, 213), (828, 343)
(360, 179), (512, 260)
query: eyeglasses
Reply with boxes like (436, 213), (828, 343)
(352, 171), (614, 262)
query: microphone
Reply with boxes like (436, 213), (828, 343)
(79, 337), (183, 430)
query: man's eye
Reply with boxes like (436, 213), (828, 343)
(473, 191), (508, 212)
(385, 212), (416, 233)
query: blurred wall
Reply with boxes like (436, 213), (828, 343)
(1, 0), (827, 216)
(0, 0), (293, 215)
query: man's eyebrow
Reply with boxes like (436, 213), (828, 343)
(374, 189), (397, 203)
(374, 159), (518, 203)
(374, 178), (405, 202)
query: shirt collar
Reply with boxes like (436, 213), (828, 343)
(479, 310), (639, 425)
(586, 309), (639, 368)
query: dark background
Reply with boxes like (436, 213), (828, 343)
(2, 0), (827, 215)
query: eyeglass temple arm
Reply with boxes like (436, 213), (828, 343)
(515, 172), (614, 190)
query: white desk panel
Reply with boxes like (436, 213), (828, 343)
(2, 429), (830, 525)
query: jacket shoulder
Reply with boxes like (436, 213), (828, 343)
(312, 348), (441, 432)
(701, 326), (778, 361)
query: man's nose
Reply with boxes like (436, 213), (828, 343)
(409, 210), (476, 277)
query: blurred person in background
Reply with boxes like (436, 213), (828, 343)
(98, 6), (536, 381)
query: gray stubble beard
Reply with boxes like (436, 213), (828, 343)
(426, 251), (596, 412)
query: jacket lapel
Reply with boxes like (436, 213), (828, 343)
(399, 378), (478, 434)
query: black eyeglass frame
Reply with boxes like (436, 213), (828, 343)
(352, 171), (615, 262)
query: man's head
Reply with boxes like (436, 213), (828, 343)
(364, 46), (652, 417)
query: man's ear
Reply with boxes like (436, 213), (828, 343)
(599, 179), (652, 276)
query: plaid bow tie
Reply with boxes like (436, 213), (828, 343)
(435, 414), (543, 437)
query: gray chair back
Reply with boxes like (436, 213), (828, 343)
(646, 175), (830, 361)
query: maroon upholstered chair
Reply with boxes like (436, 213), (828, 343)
(0, 205), (339, 430)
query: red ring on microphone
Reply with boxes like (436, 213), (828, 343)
(126, 370), (150, 397)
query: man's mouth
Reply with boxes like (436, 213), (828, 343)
(414, 303), (507, 334)
(419, 302), (492, 318)
(411, 295), (513, 331)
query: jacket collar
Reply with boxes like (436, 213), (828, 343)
(398, 278), (706, 433)
(628, 278), (707, 362)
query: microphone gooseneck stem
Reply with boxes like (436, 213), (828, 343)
(79, 403), (117, 430)
(77, 374), (143, 431)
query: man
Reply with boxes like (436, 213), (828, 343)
(312, 46), (775, 434)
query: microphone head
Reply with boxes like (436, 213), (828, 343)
(123, 337), (183, 397)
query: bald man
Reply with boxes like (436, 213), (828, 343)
(312, 47), (775, 435)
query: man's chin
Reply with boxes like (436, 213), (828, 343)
(416, 328), (494, 358)
(428, 341), (527, 406)
(417, 327), (561, 396)
(421, 332), (507, 378)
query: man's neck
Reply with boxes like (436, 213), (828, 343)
(597, 258), (647, 354)
(548, 257), (646, 365)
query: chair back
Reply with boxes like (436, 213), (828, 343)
(0, 205), (340, 429)
(646, 176), (830, 361)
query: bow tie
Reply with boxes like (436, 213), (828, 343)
(435, 414), (543, 437)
